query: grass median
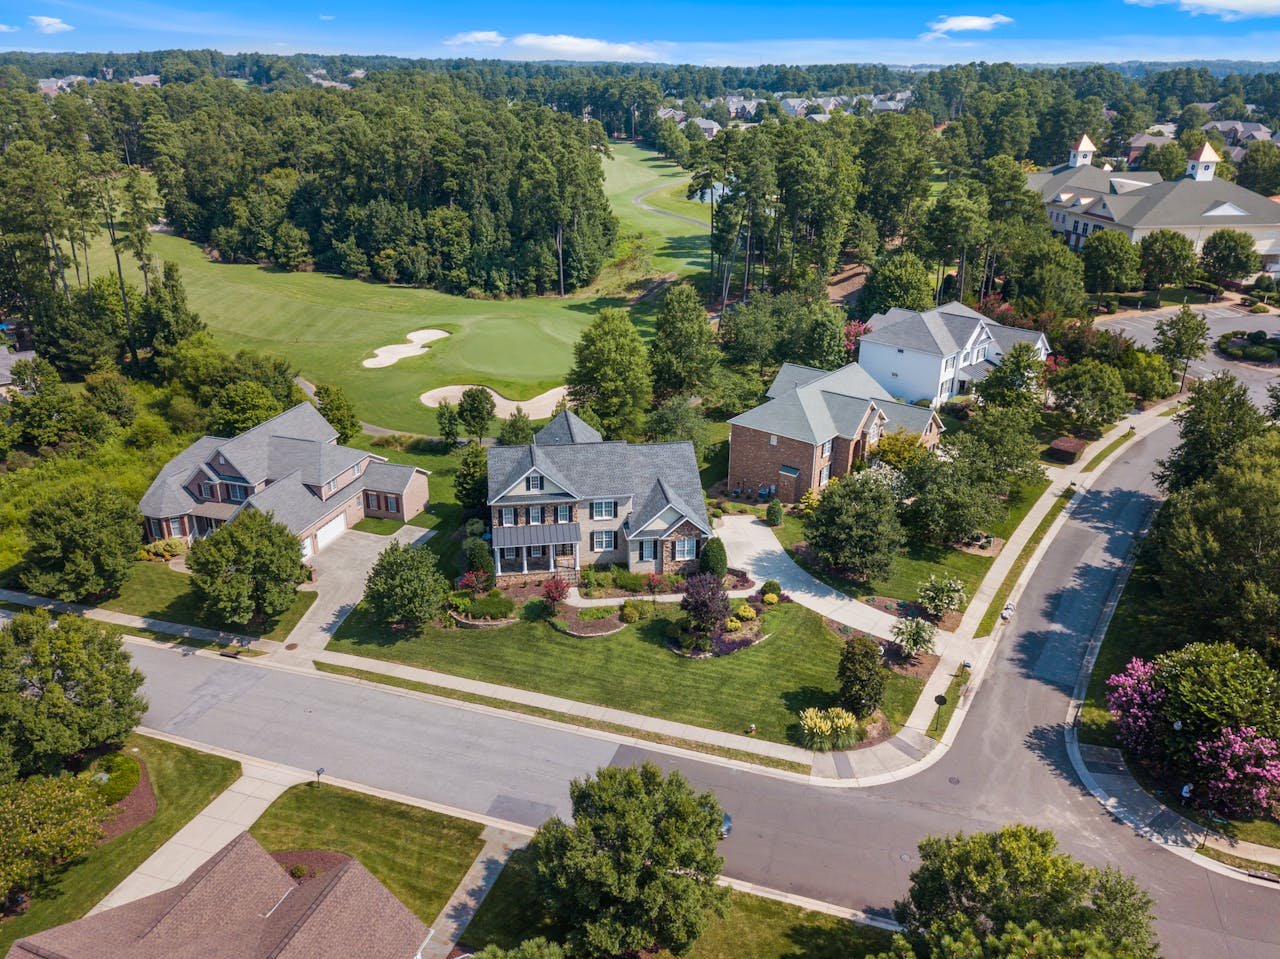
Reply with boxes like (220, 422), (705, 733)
(975, 489), (1075, 638)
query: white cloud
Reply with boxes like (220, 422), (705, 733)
(509, 33), (659, 61)
(920, 13), (1013, 40)
(1125, 0), (1280, 19)
(29, 15), (72, 33)
(444, 30), (507, 47)
(0, 23), (18, 31)
(318, 13), (334, 20)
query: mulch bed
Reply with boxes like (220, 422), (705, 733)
(860, 597), (962, 632)
(270, 849), (352, 884)
(101, 756), (157, 843)
(955, 536), (1004, 558)
(555, 606), (625, 636)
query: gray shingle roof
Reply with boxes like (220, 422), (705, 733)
(243, 470), (351, 534)
(487, 430), (709, 536)
(139, 436), (223, 517)
(730, 361), (942, 445)
(0, 348), (36, 387)
(534, 410), (603, 447)
(860, 302), (989, 356)
(213, 403), (337, 484)
(361, 460), (419, 495)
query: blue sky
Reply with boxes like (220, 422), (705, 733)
(3, 0), (1280, 65)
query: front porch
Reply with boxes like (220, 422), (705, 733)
(492, 523), (581, 579)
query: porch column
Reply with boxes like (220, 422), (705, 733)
(573, 543), (579, 570)
(493, 547), (500, 575)
(521, 548), (528, 574)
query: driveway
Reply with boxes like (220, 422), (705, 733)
(717, 515), (901, 639)
(279, 525), (433, 659)
(1097, 304), (1279, 403)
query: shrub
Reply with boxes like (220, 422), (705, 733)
(448, 592), (472, 614)
(577, 605), (617, 622)
(1251, 302), (1271, 314)
(140, 537), (186, 561)
(917, 575), (967, 618)
(798, 707), (863, 751)
(94, 752), (141, 805)
(542, 578), (570, 605)
(468, 595), (515, 620)
(465, 517), (486, 537)
(1241, 344), (1277, 362)
(762, 579), (781, 596)
(724, 616), (742, 632)
(458, 569), (490, 594)
(838, 634), (886, 719)
(765, 499), (784, 526)
(1140, 291), (1160, 309)
(1105, 658), (1165, 755)
(289, 864), (308, 880)
(762, 592), (779, 605)
(612, 567), (647, 593)
(700, 537), (727, 578)
(619, 602), (640, 624)
(680, 572), (730, 632)
(798, 487), (821, 517)
(736, 604), (756, 621)
(892, 616), (937, 658)
(1248, 329), (1268, 345)
(462, 536), (495, 580)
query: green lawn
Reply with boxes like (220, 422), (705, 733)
(100, 562), (316, 642)
(0, 735), (240, 953)
(328, 600), (916, 746)
(926, 667), (971, 742)
(249, 782), (484, 923)
(97, 144), (706, 436)
(975, 490), (1074, 638)
(700, 421), (731, 491)
(352, 516), (407, 534)
(462, 847), (892, 958)
(1081, 429), (1135, 472)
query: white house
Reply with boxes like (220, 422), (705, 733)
(858, 301), (1050, 407)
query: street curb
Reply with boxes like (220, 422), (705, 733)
(1060, 509), (1280, 892)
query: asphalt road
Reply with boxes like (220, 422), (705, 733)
(127, 423), (1280, 957)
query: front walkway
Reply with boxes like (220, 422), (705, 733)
(91, 759), (309, 914)
(421, 826), (526, 959)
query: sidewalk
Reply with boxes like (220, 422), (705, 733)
(422, 826), (526, 959)
(91, 760), (309, 914)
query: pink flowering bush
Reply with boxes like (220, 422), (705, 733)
(844, 320), (872, 359)
(542, 577), (570, 606)
(1105, 658), (1166, 755)
(1193, 727), (1280, 818)
(458, 569), (489, 594)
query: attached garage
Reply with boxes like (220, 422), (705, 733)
(314, 512), (348, 553)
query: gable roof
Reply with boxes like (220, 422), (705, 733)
(139, 436), (225, 517)
(730, 360), (942, 445)
(860, 301), (989, 357)
(535, 410), (603, 446)
(212, 404), (338, 484)
(6, 832), (428, 959)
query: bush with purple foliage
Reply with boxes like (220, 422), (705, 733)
(1105, 658), (1166, 756)
(1193, 727), (1280, 818)
(680, 573), (730, 633)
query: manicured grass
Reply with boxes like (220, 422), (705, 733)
(925, 667), (970, 742)
(641, 180), (713, 227)
(249, 782), (485, 923)
(352, 516), (407, 534)
(1081, 428), (1135, 472)
(700, 421), (731, 491)
(462, 847), (892, 958)
(314, 662), (812, 774)
(0, 735), (240, 953)
(1197, 844), (1280, 875)
(331, 601), (857, 746)
(881, 671), (926, 734)
(100, 562), (315, 641)
(96, 144), (706, 435)
(975, 489), (1075, 638)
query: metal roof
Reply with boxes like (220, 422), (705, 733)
(492, 523), (581, 548)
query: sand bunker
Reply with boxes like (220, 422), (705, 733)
(420, 384), (569, 419)
(362, 329), (450, 368)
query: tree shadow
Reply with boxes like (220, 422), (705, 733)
(783, 915), (897, 957)
(1023, 722), (1088, 791)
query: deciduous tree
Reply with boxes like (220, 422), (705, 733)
(1081, 229), (1140, 294)
(531, 762), (728, 958)
(1200, 228), (1261, 285)
(436, 399), (460, 448)
(1155, 372), (1265, 493)
(1139, 229), (1197, 290)
(650, 284), (718, 396)
(0, 776), (109, 902)
(21, 484), (142, 602)
(973, 341), (1046, 412)
(1049, 359), (1128, 433)
(1152, 304), (1209, 391)
(314, 384), (360, 444)
(680, 572), (730, 632)
(187, 510), (305, 626)
(856, 252), (934, 320)
(363, 541), (449, 628)
(458, 387), (496, 440)
(209, 380), (283, 437)
(805, 475), (903, 581)
(567, 308), (653, 440)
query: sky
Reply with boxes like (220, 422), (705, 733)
(3, 0), (1280, 65)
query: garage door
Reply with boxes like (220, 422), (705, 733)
(314, 513), (348, 552)
(301, 537), (314, 560)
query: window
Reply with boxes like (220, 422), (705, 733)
(199, 482), (213, 499)
(530, 545), (544, 558)
(556, 504), (571, 524)
(896, 348), (904, 354)
(590, 500), (617, 520)
(326, 478), (337, 494)
(639, 540), (655, 561)
(526, 473), (543, 491)
(353, 462), (361, 477)
(868, 421), (880, 444)
(149, 519), (163, 539)
(386, 495), (398, 513)
(500, 507), (515, 527)
(592, 530), (615, 551)
(555, 543), (574, 556)
(975, 347), (986, 362)
(769, 434), (778, 446)
(675, 538), (697, 561)
(819, 464), (831, 485)
(528, 506), (544, 525)
(502, 547), (517, 560)
(820, 439), (832, 458)
(366, 491), (379, 510)
(961, 350), (970, 364)
(228, 485), (247, 502)
(944, 355), (955, 372)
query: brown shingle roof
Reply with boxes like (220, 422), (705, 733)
(6, 833), (429, 959)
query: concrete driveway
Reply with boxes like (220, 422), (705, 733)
(1097, 304), (1279, 403)
(279, 525), (433, 659)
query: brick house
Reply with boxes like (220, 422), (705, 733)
(727, 362), (943, 503)
(139, 403), (429, 559)
(486, 411), (711, 583)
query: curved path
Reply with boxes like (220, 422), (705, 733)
(632, 183), (712, 231)
(127, 421), (1276, 958)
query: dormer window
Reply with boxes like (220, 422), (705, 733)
(353, 462), (361, 477)
(526, 473), (543, 492)
(327, 478), (337, 493)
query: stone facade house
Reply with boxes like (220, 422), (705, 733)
(486, 411), (711, 582)
(139, 403), (429, 559)
(858, 301), (1050, 408)
(727, 362), (943, 503)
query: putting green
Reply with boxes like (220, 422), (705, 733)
(108, 143), (707, 435)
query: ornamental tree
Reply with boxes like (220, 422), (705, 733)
(837, 634), (885, 719)
(892, 616), (937, 660)
(680, 573), (730, 633)
(0, 776), (109, 902)
(917, 576), (967, 619)
(21, 483), (142, 602)
(1152, 304), (1209, 391)
(187, 509), (305, 626)
(1106, 658), (1166, 756)
(1193, 727), (1280, 818)
(0, 609), (147, 779)
(699, 537), (727, 578)
(531, 762), (728, 958)
(363, 541), (449, 628)
(458, 386), (496, 440)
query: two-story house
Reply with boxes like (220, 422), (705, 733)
(139, 403), (429, 559)
(727, 361), (944, 503)
(857, 301), (1050, 408)
(485, 411), (711, 583)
